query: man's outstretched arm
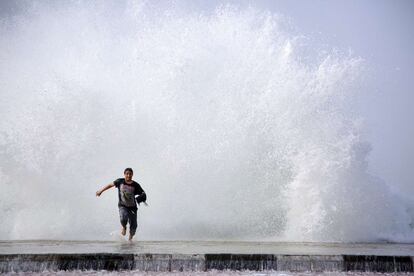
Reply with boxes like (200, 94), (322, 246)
(96, 182), (115, 197)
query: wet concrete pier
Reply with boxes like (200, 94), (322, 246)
(1, 240), (414, 272)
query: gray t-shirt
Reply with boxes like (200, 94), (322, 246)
(114, 178), (145, 209)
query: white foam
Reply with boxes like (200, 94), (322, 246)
(0, 2), (412, 242)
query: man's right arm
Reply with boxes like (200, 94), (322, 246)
(96, 182), (115, 197)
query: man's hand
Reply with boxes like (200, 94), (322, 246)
(96, 182), (115, 197)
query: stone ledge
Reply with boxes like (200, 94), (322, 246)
(1, 253), (413, 273)
(343, 255), (413, 272)
(0, 254), (134, 272)
(205, 254), (275, 270)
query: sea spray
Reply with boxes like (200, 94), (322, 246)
(0, 1), (412, 242)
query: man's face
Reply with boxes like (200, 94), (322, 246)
(124, 171), (133, 181)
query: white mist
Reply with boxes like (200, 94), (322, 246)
(0, 1), (413, 242)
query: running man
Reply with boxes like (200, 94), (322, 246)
(96, 168), (146, 241)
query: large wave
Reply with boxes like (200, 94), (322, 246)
(0, 1), (412, 242)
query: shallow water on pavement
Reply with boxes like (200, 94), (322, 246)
(2, 240), (414, 255)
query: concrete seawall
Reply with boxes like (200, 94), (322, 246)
(1, 253), (414, 272)
(1, 241), (413, 273)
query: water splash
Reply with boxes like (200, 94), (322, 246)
(0, 1), (412, 242)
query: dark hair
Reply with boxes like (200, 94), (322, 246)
(124, 168), (133, 174)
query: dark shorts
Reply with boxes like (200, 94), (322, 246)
(118, 206), (137, 235)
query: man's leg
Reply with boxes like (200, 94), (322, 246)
(118, 206), (128, 236)
(128, 209), (138, 240)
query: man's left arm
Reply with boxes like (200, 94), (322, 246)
(135, 183), (145, 195)
(135, 183), (147, 205)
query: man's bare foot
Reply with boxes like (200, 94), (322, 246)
(121, 227), (126, 236)
(128, 234), (134, 241)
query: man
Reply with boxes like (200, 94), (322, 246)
(96, 168), (146, 241)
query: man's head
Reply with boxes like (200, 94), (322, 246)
(124, 168), (133, 182)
